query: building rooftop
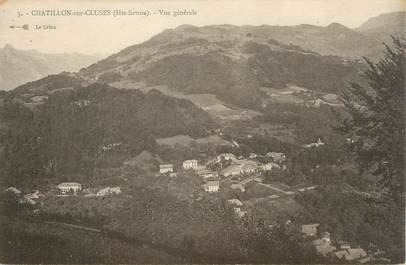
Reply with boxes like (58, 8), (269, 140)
(57, 182), (81, 187)
(203, 180), (220, 187)
(159, 164), (173, 168)
(183, 159), (197, 163)
(303, 223), (320, 228)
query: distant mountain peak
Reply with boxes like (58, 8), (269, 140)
(175, 24), (198, 30)
(0, 46), (102, 91)
(357, 11), (405, 34)
(326, 22), (350, 31)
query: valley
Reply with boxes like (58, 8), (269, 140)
(0, 10), (404, 264)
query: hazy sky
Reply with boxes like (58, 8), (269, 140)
(0, 0), (404, 55)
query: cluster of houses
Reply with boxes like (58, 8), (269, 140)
(221, 157), (258, 177)
(3, 182), (120, 213)
(57, 182), (122, 198)
(83, 186), (122, 197)
(157, 151), (287, 194)
(158, 159), (221, 192)
(301, 223), (373, 263)
(218, 152), (285, 178)
(183, 159), (220, 182)
(5, 182), (122, 203)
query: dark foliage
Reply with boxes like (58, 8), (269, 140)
(243, 41), (360, 93)
(296, 185), (405, 262)
(339, 37), (405, 201)
(130, 53), (264, 109)
(1, 83), (214, 187)
(13, 73), (83, 96)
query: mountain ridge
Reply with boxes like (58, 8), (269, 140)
(356, 11), (405, 44)
(0, 44), (102, 91)
(7, 11), (403, 110)
(76, 21), (369, 109)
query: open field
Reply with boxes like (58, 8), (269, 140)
(260, 85), (343, 107)
(156, 134), (232, 147)
(111, 81), (261, 120)
(246, 195), (303, 223)
(248, 122), (297, 144)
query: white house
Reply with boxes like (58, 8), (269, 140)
(202, 181), (220, 193)
(159, 164), (174, 174)
(302, 223), (319, 236)
(57, 182), (82, 194)
(182, 159), (198, 169)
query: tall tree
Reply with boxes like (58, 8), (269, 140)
(339, 37), (405, 201)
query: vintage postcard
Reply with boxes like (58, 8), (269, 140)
(0, 0), (404, 264)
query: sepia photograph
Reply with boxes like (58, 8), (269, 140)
(0, 0), (404, 264)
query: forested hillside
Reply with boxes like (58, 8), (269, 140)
(0, 83), (214, 187)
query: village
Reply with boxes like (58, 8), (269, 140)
(4, 139), (387, 264)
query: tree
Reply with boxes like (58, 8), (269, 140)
(339, 37), (405, 201)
